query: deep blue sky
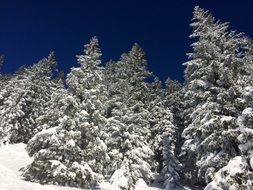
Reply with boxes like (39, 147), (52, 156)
(1, 0), (253, 82)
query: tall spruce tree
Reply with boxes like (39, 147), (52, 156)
(104, 44), (159, 189)
(0, 52), (57, 144)
(181, 6), (246, 187)
(69, 37), (109, 176)
(158, 78), (184, 189)
(0, 54), (4, 70)
(205, 37), (253, 190)
(145, 77), (183, 189)
(22, 37), (108, 189)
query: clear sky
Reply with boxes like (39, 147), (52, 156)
(1, 0), (253, 83)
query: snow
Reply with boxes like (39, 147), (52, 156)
(242, 107), (253, 115)
(66, 139), (75, 147)
(135, 178), (149, 190)
(0, 143), (163, 190)
(250, 156), (253, 170)
(32, 126), (57, 137)
(220, 156), (244, 176)
(220, 116), (233, 123)
(238, 140), (253, 153)
(204, 156), (248, 190)
(0, 143), (80, 190)
(80, 110), (89, 117)
(244, 86), (253, 98)
(110, 167), (129, 189)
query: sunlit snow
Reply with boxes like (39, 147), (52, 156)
(0, 143), (162, 190)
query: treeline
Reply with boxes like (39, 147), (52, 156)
(0, 6), (253, 190)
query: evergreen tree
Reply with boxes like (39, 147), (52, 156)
(22, 37), (107, 188)
(165, 77), (182, 95)
(104, 44), (158, 189)
(0, 52), (57, 144)
(236, 39), (253, 161)
(3, 7), (252, 189)
(67, 37), (109, 176)
(0, 54), (4, 70)
(209, 39), (253, 189)
(22, 93), (103, 188)
(151, 87), (181, 189)
(0, 55), (12, 95)
(158, 78), (184, 189)
(181, 6), (246, 187)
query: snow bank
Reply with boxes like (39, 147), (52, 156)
(0, 143), (81, 190)
(205, 156), (253, 190)
(0, 143), (163, 190)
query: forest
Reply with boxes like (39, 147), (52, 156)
(0, 6), (253, 190)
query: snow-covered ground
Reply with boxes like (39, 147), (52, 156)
(0, 143), (162, 190)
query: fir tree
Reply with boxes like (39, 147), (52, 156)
(0, 52), (57, 144)
(181, 6), (246, 187)
(22, 37), (107, 188)
(104, 44), (157, 189)
(68, 37), (109, 176)
(0, 54), (4, 70)
(159, 78), (184, 189)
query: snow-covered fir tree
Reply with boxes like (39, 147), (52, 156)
(103, 59), (126, 178)
(0, 54), (8, 93)
(205, 85), (253, 189)
(159, 77), (185, 189)
(206, 37), (253, 190)
(34, 70), (66, 132)
(0, 67), (12, 93)
(180, 6), (249, 187)
(104, 44), (161, 189)
(0, 52), (57, 144)
(146, 77), (183, 189)
(22, 92), (103, 188)
(0, 54), (4, 69)
(68, 37), (109, 176)
(236, 38), (253, 160)
(22, 37), (108, 189)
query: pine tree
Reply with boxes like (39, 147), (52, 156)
(236, 38), (253, 161)
(0, 52), (57, 144)
(0, 54), (4, 70)
(103, 60), (126, 178)
(35, 70), (66, 132)
(104, 44), (158, 189)
(0, 54), (12, 94)
(67, 37), (109, 176)
(165, 77), (182, 95)
(181, 7), (246, 187)
(157, 78), (184, 189)
(22, 37), (107, 188)
(147, 79), (182, 189)
(22, 92), (103, 188)
(210, 38), (253, 189)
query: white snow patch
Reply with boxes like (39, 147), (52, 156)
(221, 156), (244, 176)
(0, 143), (164, 190)
(80, 110), (89, 117)
(0, 143), (80, 190)
(110, 167), (129, 190)
(250, 156), (253, 170)
(66, 139), (75, 147)
(220, 116), (233, 123)
(135, 178), (149, 190)
(205, 156), (247, 190)
(242, 108), (253, 115)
